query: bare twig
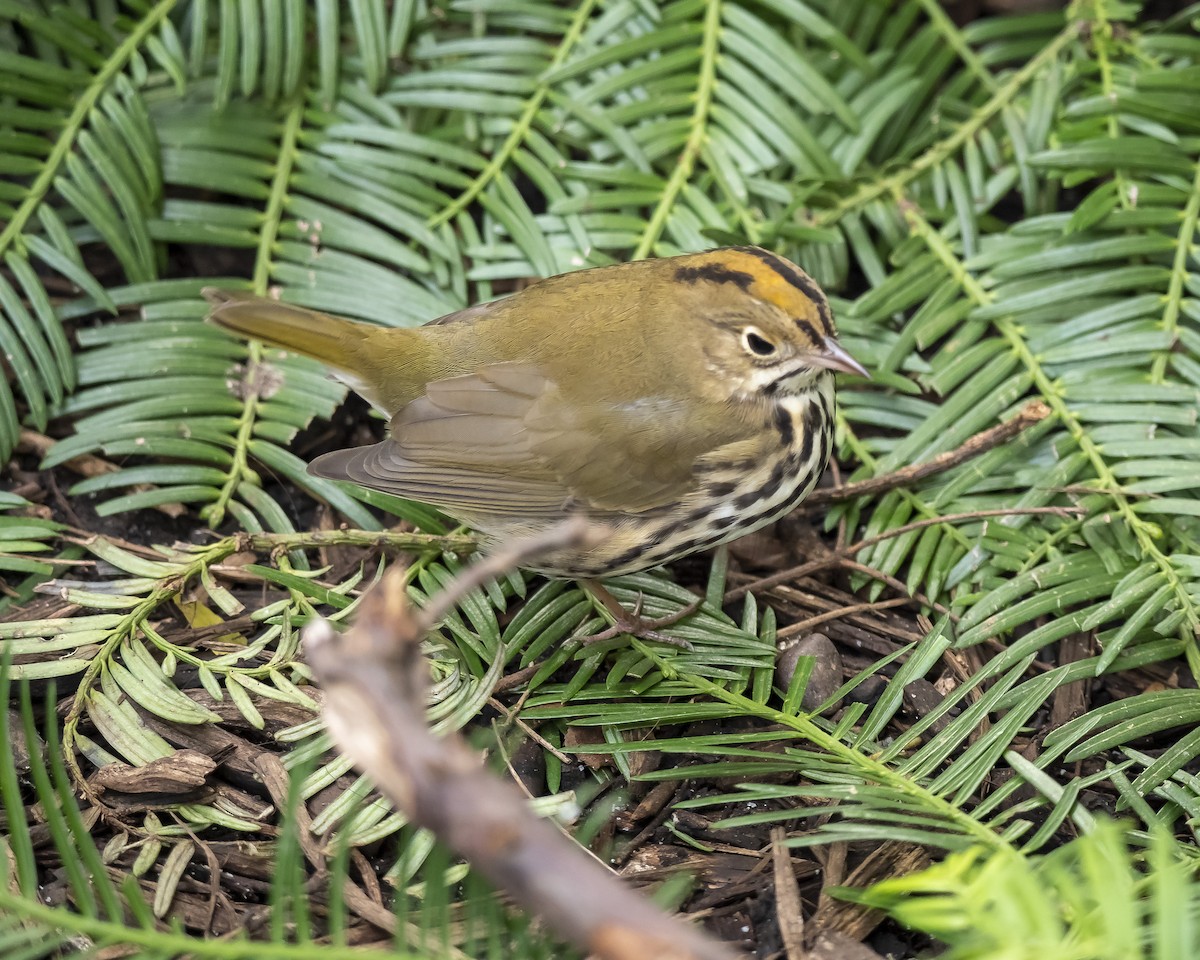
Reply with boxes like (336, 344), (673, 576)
(304, 520), (741, 960)
(835, 560), (951, 619)
(488, 698), (572, 764)
(775, 597), (915, 641)
(804, 400), (1051, 505)
(493, 661), (545, 694)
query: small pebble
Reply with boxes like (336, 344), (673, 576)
(776, 633), (843, 714)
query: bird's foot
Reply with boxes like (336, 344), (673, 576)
(580, 581), (702, 650)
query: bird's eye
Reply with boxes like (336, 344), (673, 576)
(742, 328), (777, 357)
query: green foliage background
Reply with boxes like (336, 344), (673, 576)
(1, 0), (1200, 956)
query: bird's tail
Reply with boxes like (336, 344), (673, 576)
(204, 288), (369, 372)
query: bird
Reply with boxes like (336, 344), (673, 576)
(206, 246), (866, 637)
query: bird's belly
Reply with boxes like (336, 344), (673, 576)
(484, 387), (834, 580)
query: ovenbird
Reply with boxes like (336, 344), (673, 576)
(206, 246), (865, 583)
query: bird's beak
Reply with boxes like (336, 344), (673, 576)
(809, 339), (870, 378)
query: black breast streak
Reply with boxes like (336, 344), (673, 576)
(797, 401), (816, 466)
(675, 264), (755, 290)
(773, 403), (794, 446)
(765, 455), (790, 496)
(732, 487), (760, 510)
(660, 535), (700, 556)
(815, 422), (829, 476)
(685, 504), (715, 523)
(733, 453), (791, 510)
(810, 395), (830, 473)
(581, 390), (835, 576)
(604, 543), (648, 573)
(705, 480), (739, 498)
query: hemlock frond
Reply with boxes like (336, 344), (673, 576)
(1, 0), (1199, 954)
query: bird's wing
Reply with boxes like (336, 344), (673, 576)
(308, 363), (748, 518)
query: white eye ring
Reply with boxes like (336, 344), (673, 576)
(741, 327), (777, 357)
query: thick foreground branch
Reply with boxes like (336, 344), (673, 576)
(304, 519), (741, 960)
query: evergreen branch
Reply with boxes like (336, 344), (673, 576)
(426, 0), (598, 231)
(1151, 161), (1200, 384)
(632, 0), (722, 260)
(898, 195), (1200, 666)
(60, 538), (247, 800)
(201, 100), (305, 529)
(914, 0), (999, 94)
(854, 820), (1194, 956)
(669, 665), (1011, 852)
(1013, 513), (1089, 575)
(812, 21), (1079, 229)
(242, 529), (475, 554)
(0, 0), (177, 257)
(1085, 0), (1134, 211)
(56, 525), (467, 798)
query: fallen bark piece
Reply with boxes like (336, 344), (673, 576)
(810, 841), (930, 942)
(91, 748), (219, 795)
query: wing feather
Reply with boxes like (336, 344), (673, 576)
(309, 444), (569, 517)
(308, 362), (754, 519)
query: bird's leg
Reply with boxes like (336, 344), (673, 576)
(578, 579), (702, 649)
